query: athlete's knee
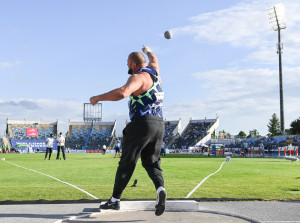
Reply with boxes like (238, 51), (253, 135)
(142, 159), (160, 170)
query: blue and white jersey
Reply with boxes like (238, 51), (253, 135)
(116, 141), (121, 148)
(129, 66), (164, 120)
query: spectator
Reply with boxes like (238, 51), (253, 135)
(56, 132), (66, 160)
(45, 134), (54, 160)
(114, 138), (121, 158)
(161, 142), (166, 158)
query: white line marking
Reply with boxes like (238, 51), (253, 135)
(2, 160), (99, 199)
(185, 161), (226, 198)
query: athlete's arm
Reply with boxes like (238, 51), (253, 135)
(142, 46), (161, 84)
(90, 75), (143, 105)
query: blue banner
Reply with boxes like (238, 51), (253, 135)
(11, 139), (58, 152)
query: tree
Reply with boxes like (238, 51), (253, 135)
(290, 117), (300, 135)
(268, 113), (281, 136)
(218, 130), (231, 139)
(211, 130), (216, 139)
(237, 131), (246, 138)
(219, 130), (226, 139)
(247, 129), (260, 138)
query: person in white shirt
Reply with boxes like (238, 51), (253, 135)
(45, 134), (54, 160)
(56, 132), (66, 160)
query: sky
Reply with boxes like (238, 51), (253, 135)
(1, 0), (300, 137)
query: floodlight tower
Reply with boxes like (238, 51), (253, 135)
(266, 3), (287, 134)
(82, 103), (102, 150)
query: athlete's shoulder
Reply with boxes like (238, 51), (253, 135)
(135, 66), (157, 75)
(144, 66), (158, 74)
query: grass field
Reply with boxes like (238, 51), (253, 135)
(0, 153), (300, 201)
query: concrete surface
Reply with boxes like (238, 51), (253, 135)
(0, 200), (300, 223)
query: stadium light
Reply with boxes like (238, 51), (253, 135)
(266, 3), (287, 134)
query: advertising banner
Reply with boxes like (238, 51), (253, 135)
(11, 139), (57, 152)
(26, 128), (39, 137)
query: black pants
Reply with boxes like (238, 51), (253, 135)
(45, 147), (53, 159)
(115, 147), (120, 153)
(161, 148), (166, 157)
(56, 146), (66, 160)
(112, 116), (165, 199)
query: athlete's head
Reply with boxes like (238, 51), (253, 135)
(127, 52), (146, 75)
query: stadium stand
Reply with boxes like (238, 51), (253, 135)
(163, 119), (181, 147)
(6, 119), (58, 152)
(4, 116), (297, 157)
(65, 121), (116, 150)
(222, 134), (300, 157)
(226, 135), (300, 149)
(6, 120), (57, 140)
(171, 118), (219, 149)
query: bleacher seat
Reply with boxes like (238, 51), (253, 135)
(172, 119), (216, 149)
(65, 121), (115, 150)
(7, 121), (57, 140)
(163, 121), (178, 146)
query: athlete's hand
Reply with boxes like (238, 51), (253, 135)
(142, 45), (152, 54)
(89, 96), (98, 105)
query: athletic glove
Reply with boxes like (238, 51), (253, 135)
(142, 45), (152, 54)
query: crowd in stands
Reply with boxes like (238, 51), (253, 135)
(163, 122), (177, 146)
(4, 120), (115, 151)
(5, 117), (299, 154)
(65, 123), (114, 150)
(172, 121), (213, 148)
(7, 122), (57, 140)
(227, 135), (300, 151)
(4, 119), (221, 151)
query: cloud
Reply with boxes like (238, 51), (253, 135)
(166, 65), (300, 134)
(19, 100), (41, 110)
(190, 68), (278, 104)
(0, 62), (13, 68)
(0, 61), (21, 69)
(0, 99), (83, 135)
(0, 98), (133, 137)
(172, 0), (271, 47)
(171, 0), (300, 65)
(163, 0), (300, 135)
(0, 100), (40, 110)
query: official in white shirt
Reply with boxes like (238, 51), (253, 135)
(56, 132), (66, 160)
(45, 134), (54, 160)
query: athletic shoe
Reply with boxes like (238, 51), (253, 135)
(155, 188), (167, 216)
(100, 199), (120, 210)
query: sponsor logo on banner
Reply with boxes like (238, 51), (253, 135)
(26, 128), (39, 137)
(11, 139), (57, 151)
